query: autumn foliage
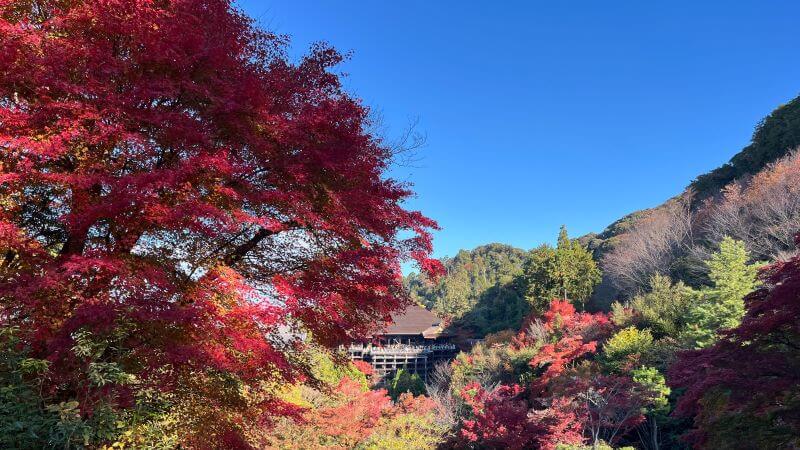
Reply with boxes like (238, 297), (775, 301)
(700, 150), (800, 260)
(458, 381), (582, 450)
(0, 0), (440, 446)
(447, 300), (658, 449)
(268, 374), (442, 449)
(669, 235), (800, 448)
(529, 300), (612, 391)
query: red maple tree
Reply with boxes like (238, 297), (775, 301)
(0, 0), (440, 442)
(528, 300), (612, 394)
(457, 382), (583, 450)
(573, 372), (649, 447)
(451, 301), (618, 449)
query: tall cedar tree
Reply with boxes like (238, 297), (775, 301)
(0, 0), (441, 442)
(524, 226), (601, 311)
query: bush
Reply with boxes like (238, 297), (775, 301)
(602, 327), (654, 372)
(387, 369), (426, 400)
(0, 327), (178, 449)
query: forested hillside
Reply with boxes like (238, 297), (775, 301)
(406, 228), (601, 338)
(404, 243), (529, 335)
(409, 94), (800, 315)
(586, 95), (800, 307)
(690, 95), (800, 201)
(397, 94), (800, 449)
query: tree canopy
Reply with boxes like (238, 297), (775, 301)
(405, 243), (526, 322)
(0, 0), (440, 446)
(682, 237), (761, 348)
(522, 226), (602, 311)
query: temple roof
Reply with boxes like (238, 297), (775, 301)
(381, 304), (448, 338)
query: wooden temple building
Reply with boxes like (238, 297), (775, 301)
(346, 304), (457, 383)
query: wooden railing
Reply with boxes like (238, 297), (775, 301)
(346, 343), (457, 355)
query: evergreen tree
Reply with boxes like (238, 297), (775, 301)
(683, 237), (760, 348)
(706, 237), (761, 303)
(554, 226), (580, 301)
(522, 244), (559, 312)
(405, 244), (527, 320)
(388, 369), (426, 400)
(523, 226), (602, 311)
(559, 226), (602, 308)
(632, 366), (672, 450)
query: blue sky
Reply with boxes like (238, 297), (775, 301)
(235, 0), (800, 263)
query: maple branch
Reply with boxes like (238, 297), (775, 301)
(221, 222), (299, 267)
(58, 183), (103, 258)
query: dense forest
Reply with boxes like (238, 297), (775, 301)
(404, 243), (529, 335)
(1, 1), (799, 449)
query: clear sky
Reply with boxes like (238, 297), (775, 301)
(235, 0), (800, 263)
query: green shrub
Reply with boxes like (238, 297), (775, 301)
(387, 369), (426, 400)
(602, 327), (654, 372)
